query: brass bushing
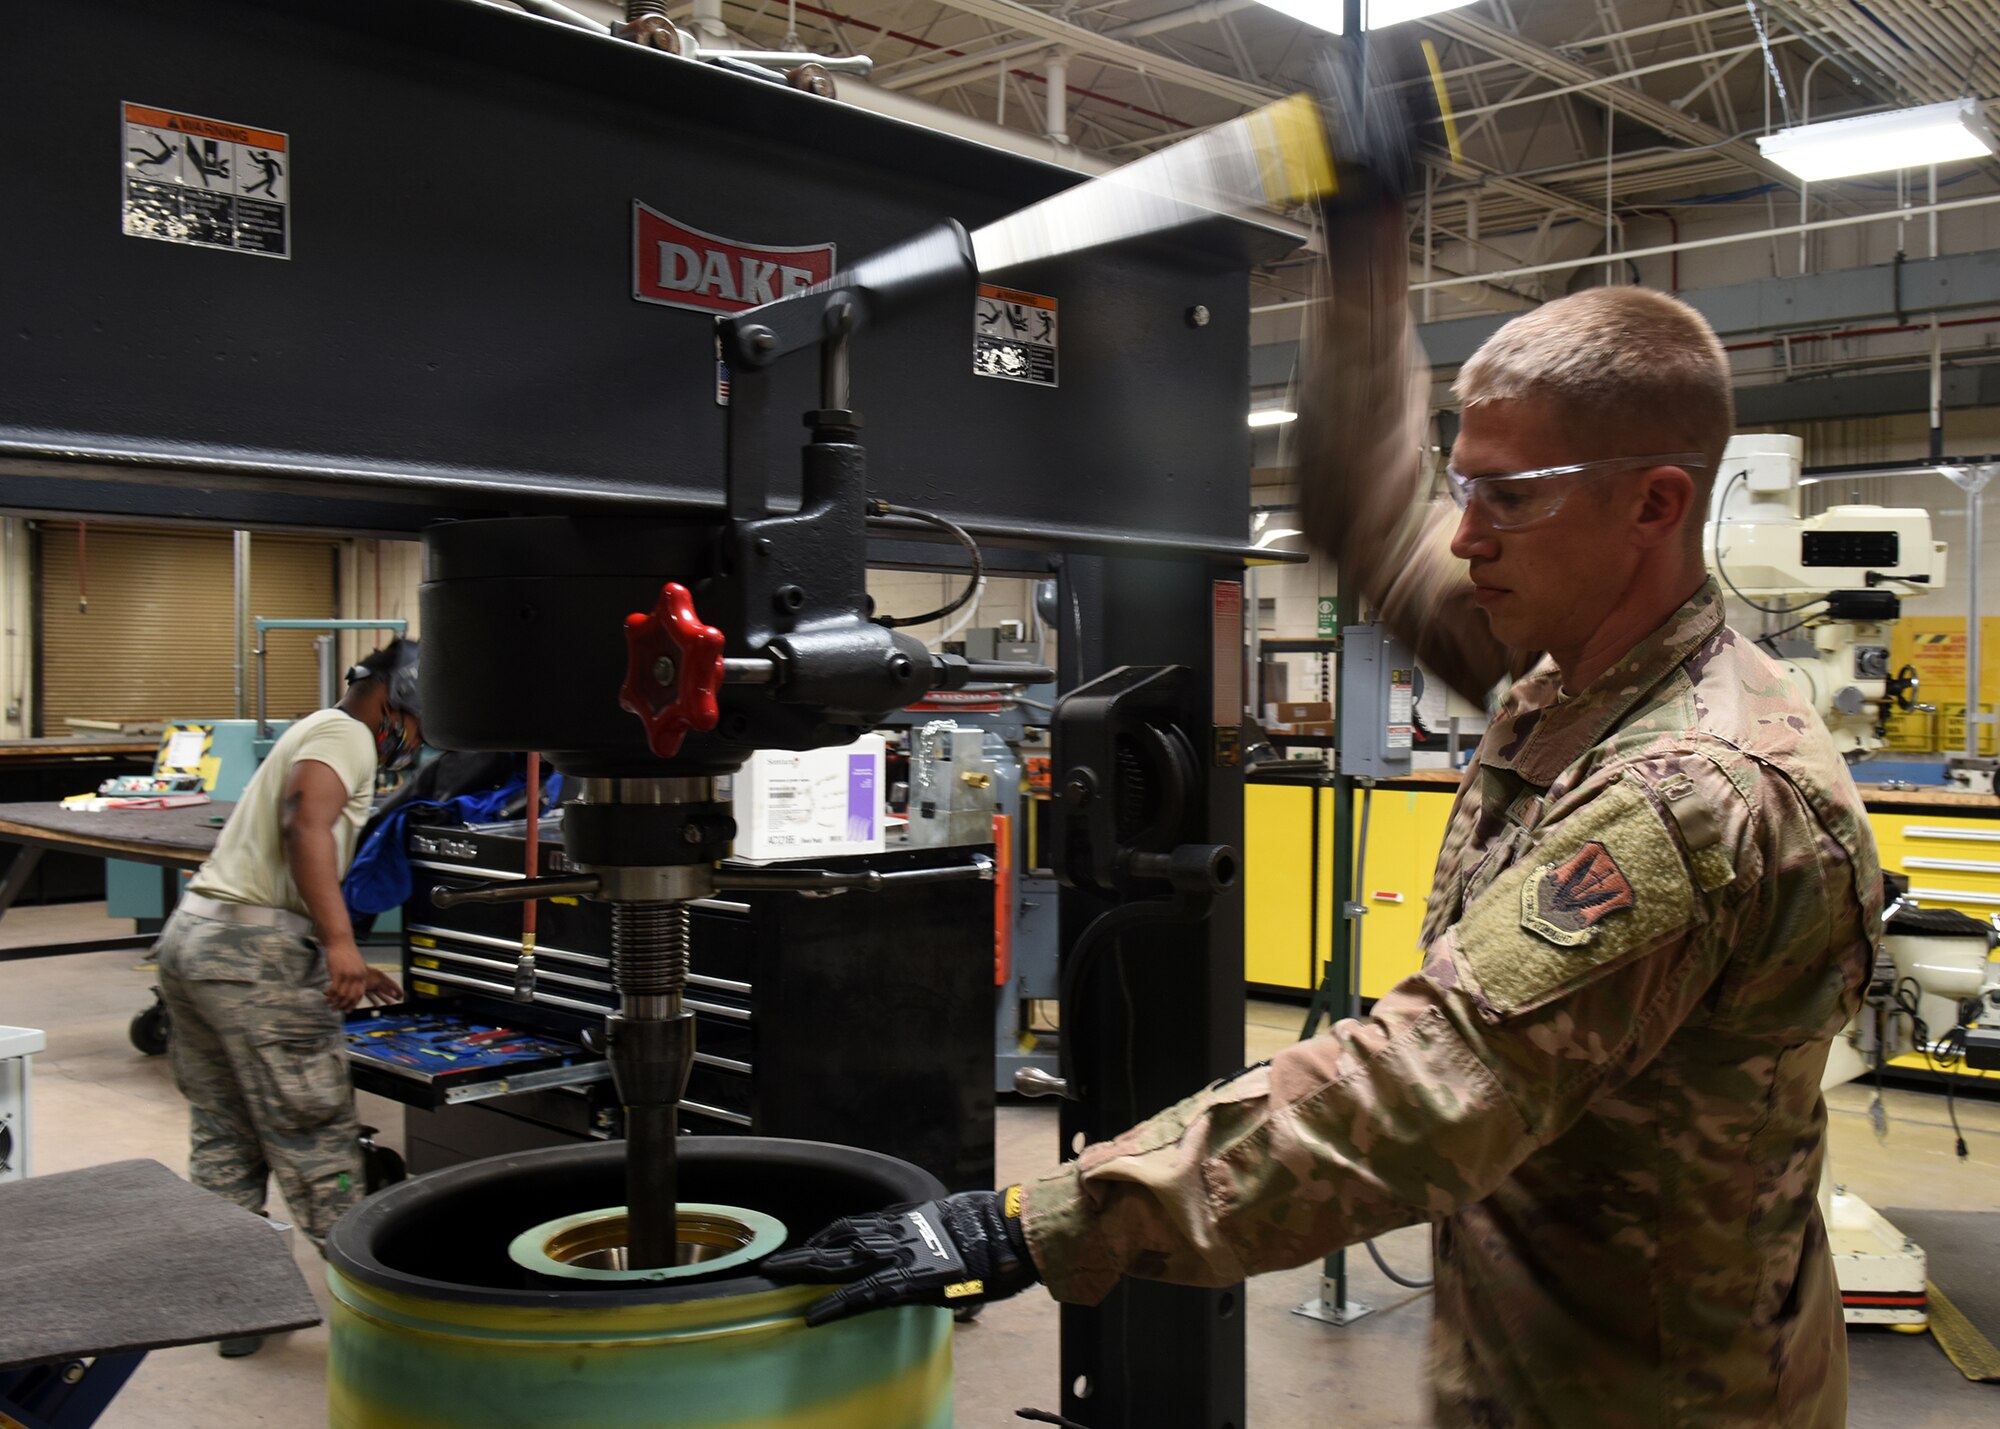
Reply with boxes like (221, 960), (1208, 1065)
(508, 1203), (786, 1283)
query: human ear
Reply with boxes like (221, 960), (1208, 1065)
(1631, 465), (1696, 550)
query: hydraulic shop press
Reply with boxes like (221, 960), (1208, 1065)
(419, 223), (1054, 1265)
(0, 0), (1406, 1418)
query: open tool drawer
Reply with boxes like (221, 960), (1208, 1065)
(343, 1004), (609, 1111)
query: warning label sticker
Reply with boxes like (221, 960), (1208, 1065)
(974, 284), (1058, 387)
(1388, 667), (1415, 751)
(121, 102), (290, 259)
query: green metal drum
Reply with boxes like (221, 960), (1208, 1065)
(325, 1138), (953, 1429)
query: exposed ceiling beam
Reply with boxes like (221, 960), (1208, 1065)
(1424, 148), (1603, 225)
(886, 0), (1259, 94)
(1425, 11), (1801, 188)
(895, 0), (1272, 108)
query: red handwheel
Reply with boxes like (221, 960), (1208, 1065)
(619, 582), (726, 758)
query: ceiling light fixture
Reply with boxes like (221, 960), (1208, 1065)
(1756, 99), (1998, 182)
(1250, 0), (1476, 36)
(1248, 408), (1299, 428)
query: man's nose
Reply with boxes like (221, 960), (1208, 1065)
(1449, 500), (1498, 561)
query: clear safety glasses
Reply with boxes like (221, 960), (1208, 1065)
(1445, 452), (1710, 531)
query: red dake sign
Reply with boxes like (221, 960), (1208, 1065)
(632, 203), (836, 315)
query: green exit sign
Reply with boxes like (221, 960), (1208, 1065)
(1316, 596), (1337, 637)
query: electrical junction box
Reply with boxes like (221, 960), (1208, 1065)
(0, 1025), (45, 1182)
(721, 735), (886, 862)
(1340, 625), (1420, 780)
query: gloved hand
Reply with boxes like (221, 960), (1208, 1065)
(761, 1187), (1041, 1326)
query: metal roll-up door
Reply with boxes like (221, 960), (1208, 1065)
(37, 524), (339, 733)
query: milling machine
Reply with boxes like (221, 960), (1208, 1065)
(1706, 433), (1944, 755)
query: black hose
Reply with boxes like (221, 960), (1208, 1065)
(1365, 1235), (1434, 1289)
(868, 500), (984, 628)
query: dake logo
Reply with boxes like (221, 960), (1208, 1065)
(633, 203), (835, 315)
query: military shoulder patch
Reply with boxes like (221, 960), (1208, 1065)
(1520, 840), (1635, 948)
(1450, 777), (1698, 1019)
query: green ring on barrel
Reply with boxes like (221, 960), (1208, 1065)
(507, 1202), (786, 1282)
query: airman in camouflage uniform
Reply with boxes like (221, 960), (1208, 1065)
(157, 914), (361, 1246)
(1023, 576), (1878, 1426)
(157, 643), (416, 1258)
(1014, 208), (1881, 1422)
(769, 209), (1879, 1428)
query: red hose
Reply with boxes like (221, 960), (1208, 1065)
(523, 751), (541, 955)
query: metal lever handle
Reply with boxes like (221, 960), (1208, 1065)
(1013, 1067), (1070, 1099)
(715, 856), (994, 896)
(430, 874), (602, 909)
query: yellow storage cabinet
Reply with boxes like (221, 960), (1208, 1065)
(1351, 785), (1456, 999)
(1242, 780), (1331, 992)
(1242, 777), (1459, 1000)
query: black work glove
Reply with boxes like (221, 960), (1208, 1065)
(762, 1187), (1041, 1326)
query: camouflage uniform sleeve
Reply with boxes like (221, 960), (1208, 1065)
(1291, 204), (1512, 708)
(1022, 753), (1771, 1306)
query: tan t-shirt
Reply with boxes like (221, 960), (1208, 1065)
(187, 707), (378, 920)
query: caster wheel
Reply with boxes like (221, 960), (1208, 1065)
(359, 1128), (407, 1193)
(129, 998), (170, 1056)
(1891, 1321), (1929, 1334)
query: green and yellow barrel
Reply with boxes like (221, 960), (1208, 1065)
(325, 1138), (952, 1428)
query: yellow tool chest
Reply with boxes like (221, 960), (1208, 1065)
(1245, 778), (2000, 1020)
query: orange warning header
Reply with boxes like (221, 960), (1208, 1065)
(978, 283), (1056, 310)
(124, 103), (286, 152)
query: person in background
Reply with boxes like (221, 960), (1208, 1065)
(155, 639), (419, 1355)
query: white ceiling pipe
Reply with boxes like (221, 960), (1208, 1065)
(1448, 38), (1808, 124)
(692, 0), (727, 44)
(1444, 37), (1801, 123)
(1044, 48), (1069, 146)
(1555, 8), (1759, 54)
(831, 76), (1112, 173)
(1406, 190), (2000, 294)
(1246, 188), (2000, 312)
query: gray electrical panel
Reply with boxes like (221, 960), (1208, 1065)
(1339, 624), (1420, 780)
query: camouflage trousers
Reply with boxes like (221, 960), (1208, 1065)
(155, 908), (361, 1248)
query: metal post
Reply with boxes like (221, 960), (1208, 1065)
(232, 530), (250, 720)
(1968, 471), (1987, 758)
(315, 633), (337, 710)
(1056, 552), (1245, 1427)
(1293, 510), (1370, 1328)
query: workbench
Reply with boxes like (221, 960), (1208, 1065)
(0, 800), (227, 961)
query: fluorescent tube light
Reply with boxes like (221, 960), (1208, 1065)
(1250, 0), (1474, 36)
(1756, 99), (1998, 182)
(1248, 408), (1299, 427)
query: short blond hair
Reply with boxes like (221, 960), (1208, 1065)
(1456, 288), (1734, 528)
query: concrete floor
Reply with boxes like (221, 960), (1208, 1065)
(6, 899), (2000, 1426)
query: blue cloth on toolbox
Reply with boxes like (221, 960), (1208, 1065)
(343, 772), (561, 916)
